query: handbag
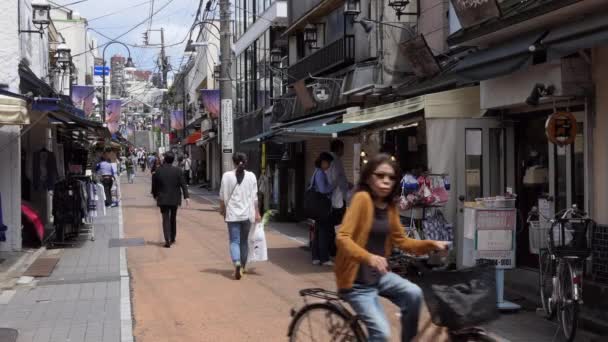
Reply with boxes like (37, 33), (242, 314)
(303, 170), (331, 219)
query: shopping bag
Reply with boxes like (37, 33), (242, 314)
(248, 223), (268, 263)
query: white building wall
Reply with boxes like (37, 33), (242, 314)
(51, 10), (88, 85)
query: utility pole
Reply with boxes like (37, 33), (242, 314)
(160, 28), (168, 89)
(219, 0), (234, 174)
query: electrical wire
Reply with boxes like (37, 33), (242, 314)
(56, 0), (154, 31)
(71, 0), (176, 57)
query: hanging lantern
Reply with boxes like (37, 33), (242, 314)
(389, 0), (411, 20)
(32, 0), (51, 27)
(344, 0), (361, 16)
(56, 44), (71, 65)
(213, 64), (221, 79)
(270, 48), (283, 67)
(124, 57), (137, 72)
(304, 23), (318, 46)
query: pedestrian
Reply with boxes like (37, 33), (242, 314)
(182, 153), (192, 185)
(335, 153), (449, 342)
(327, 139), (350, 256)
(125, 154), (135, 184)
(219, 152), (261, 280)
(148, 153), (157, 171)
(310, 152), (334, 266)
(150, 155), (161, 175)
(151, 152), (190, 248)
(96, 155), (115, 207)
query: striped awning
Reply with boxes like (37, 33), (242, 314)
(0, 94), (29, 125)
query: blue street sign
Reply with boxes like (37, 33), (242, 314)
(94, 66), (110, 76)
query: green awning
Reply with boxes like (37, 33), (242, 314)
(241, 130), (277, 144)
(281, 122), (371, 137)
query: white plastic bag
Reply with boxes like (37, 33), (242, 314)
(248, 223), (268, 263)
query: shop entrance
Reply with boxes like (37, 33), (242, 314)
(515, 111), (586, 268)
(455, 119), (509, 268)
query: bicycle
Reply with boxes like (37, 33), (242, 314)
(288, 253), (498, 342)
(528, 204), (593, 342)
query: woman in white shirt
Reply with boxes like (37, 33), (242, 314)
(219, 153), (261, 280)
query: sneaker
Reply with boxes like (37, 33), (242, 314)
(321, 261), (334, 267)
(312, 260), (321, 265)
(234, 263), (242, 280)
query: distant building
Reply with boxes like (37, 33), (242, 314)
(110, 55), (125, 98)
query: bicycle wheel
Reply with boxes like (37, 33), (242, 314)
(560, 262), (579, 342)
(538, 249), (556, 319)
(288, 302), (366, 342)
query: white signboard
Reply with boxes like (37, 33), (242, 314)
(477, 230), (513, 251)
(221, 99), (233, 153)
(465, 208), (517, 269)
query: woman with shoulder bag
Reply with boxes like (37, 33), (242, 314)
(219, 153), (261, 280)
(308, 152), (334, 266)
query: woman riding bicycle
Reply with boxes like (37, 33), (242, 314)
(335, 154), (449, 342)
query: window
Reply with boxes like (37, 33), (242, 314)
(465, 129), (483, 201)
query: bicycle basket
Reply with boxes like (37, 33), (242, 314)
(416, 264), (499, 330)
(529, 220), (551, 254)
(552, 219), (592, 258)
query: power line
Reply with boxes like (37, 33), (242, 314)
(56, 0), (154, 31)
(72, 0), (176, 58)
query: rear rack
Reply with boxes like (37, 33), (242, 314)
(299, 288), (341, 301)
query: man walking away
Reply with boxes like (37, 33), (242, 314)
(183, 153), (192, 185)
(328, 140), (350, 256)
(96, 156), (115, 207)
(125, 154), (135, 184)
(151, 152), (190, 248)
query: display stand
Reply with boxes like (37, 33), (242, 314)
(463, 206), (521, 312)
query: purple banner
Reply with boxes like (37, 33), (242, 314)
(171, 110), (184, 130)
(200, 89), (220, 118)
(71, 85), (95, 117)
(105, 99), (121, 124)
(107, 121), (120, 134)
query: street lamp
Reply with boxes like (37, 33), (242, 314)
(388, 1), (417, 20)
(56, 44), (72, 64)
(270, 48), (284, 67)
(19, 0), (51, 36)
(102, 41), (136, 123)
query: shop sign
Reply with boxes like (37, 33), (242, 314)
(473, 209), (516, 269)
(450, 0), (501, 28)
(312, 83), (331, 103)
(399, 35), (441, 78)
(545, 111), (577, 146)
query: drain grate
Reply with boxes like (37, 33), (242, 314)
(109, 237), (145, 248)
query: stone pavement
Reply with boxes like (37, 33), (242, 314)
(0, 198), (133, 342)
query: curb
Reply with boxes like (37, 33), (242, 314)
(118, 203), (135, 342)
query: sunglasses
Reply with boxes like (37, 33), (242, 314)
(373, 172), (397, 182)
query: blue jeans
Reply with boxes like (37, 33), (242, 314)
(227, 221), (251, 266)
(341, 272), (423, 342)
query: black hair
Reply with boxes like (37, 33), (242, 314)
(315, 152), (334, 168)
(232, 152), (248, 184)
(164, 152), (175, 164)
(357, 153), (401, 203)
(330, 139), (344, 153)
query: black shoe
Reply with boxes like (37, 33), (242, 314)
(234, 263), (242, 280)
(171, 240), (176, 244)
(164, 242), (171, 248)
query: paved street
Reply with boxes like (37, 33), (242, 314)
(121, 175), (603, 342)
(0, 206), (130, 342)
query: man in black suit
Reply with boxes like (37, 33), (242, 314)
(151, 152), (190, 248)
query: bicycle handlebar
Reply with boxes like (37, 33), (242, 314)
(528, 204), (590, 223)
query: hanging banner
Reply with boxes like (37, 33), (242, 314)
(105, 99), (122, 124)
(71, 85), (95, 117)
(171, 110), (184, 130)
(200, 89), (220, 118)
(107, 121), (120, 134)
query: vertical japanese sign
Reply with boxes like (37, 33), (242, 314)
(221, 99), (233, 154)
(71, 85), (95, 117)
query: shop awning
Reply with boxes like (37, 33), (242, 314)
(185, 130), (203, 145)
(0, 94), (29, 125)
(451, 30), (547, 81)
(241, 130), (277, 144)
(282, 122), (370, 137)
(541, 12), (608, 59)
(34, 98), (110, 140)
(195, 133), (216, 147)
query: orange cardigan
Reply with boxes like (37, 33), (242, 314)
(335, 191), (437, 290)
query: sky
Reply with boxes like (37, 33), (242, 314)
(52, 0), (217, 78)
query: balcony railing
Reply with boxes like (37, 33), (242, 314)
(288, 35), (355, 83)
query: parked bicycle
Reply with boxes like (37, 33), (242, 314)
(528, 204), (593, 342)
(288, 252), (498, 342)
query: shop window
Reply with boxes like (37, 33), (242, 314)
(465, 129), (482, 201)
